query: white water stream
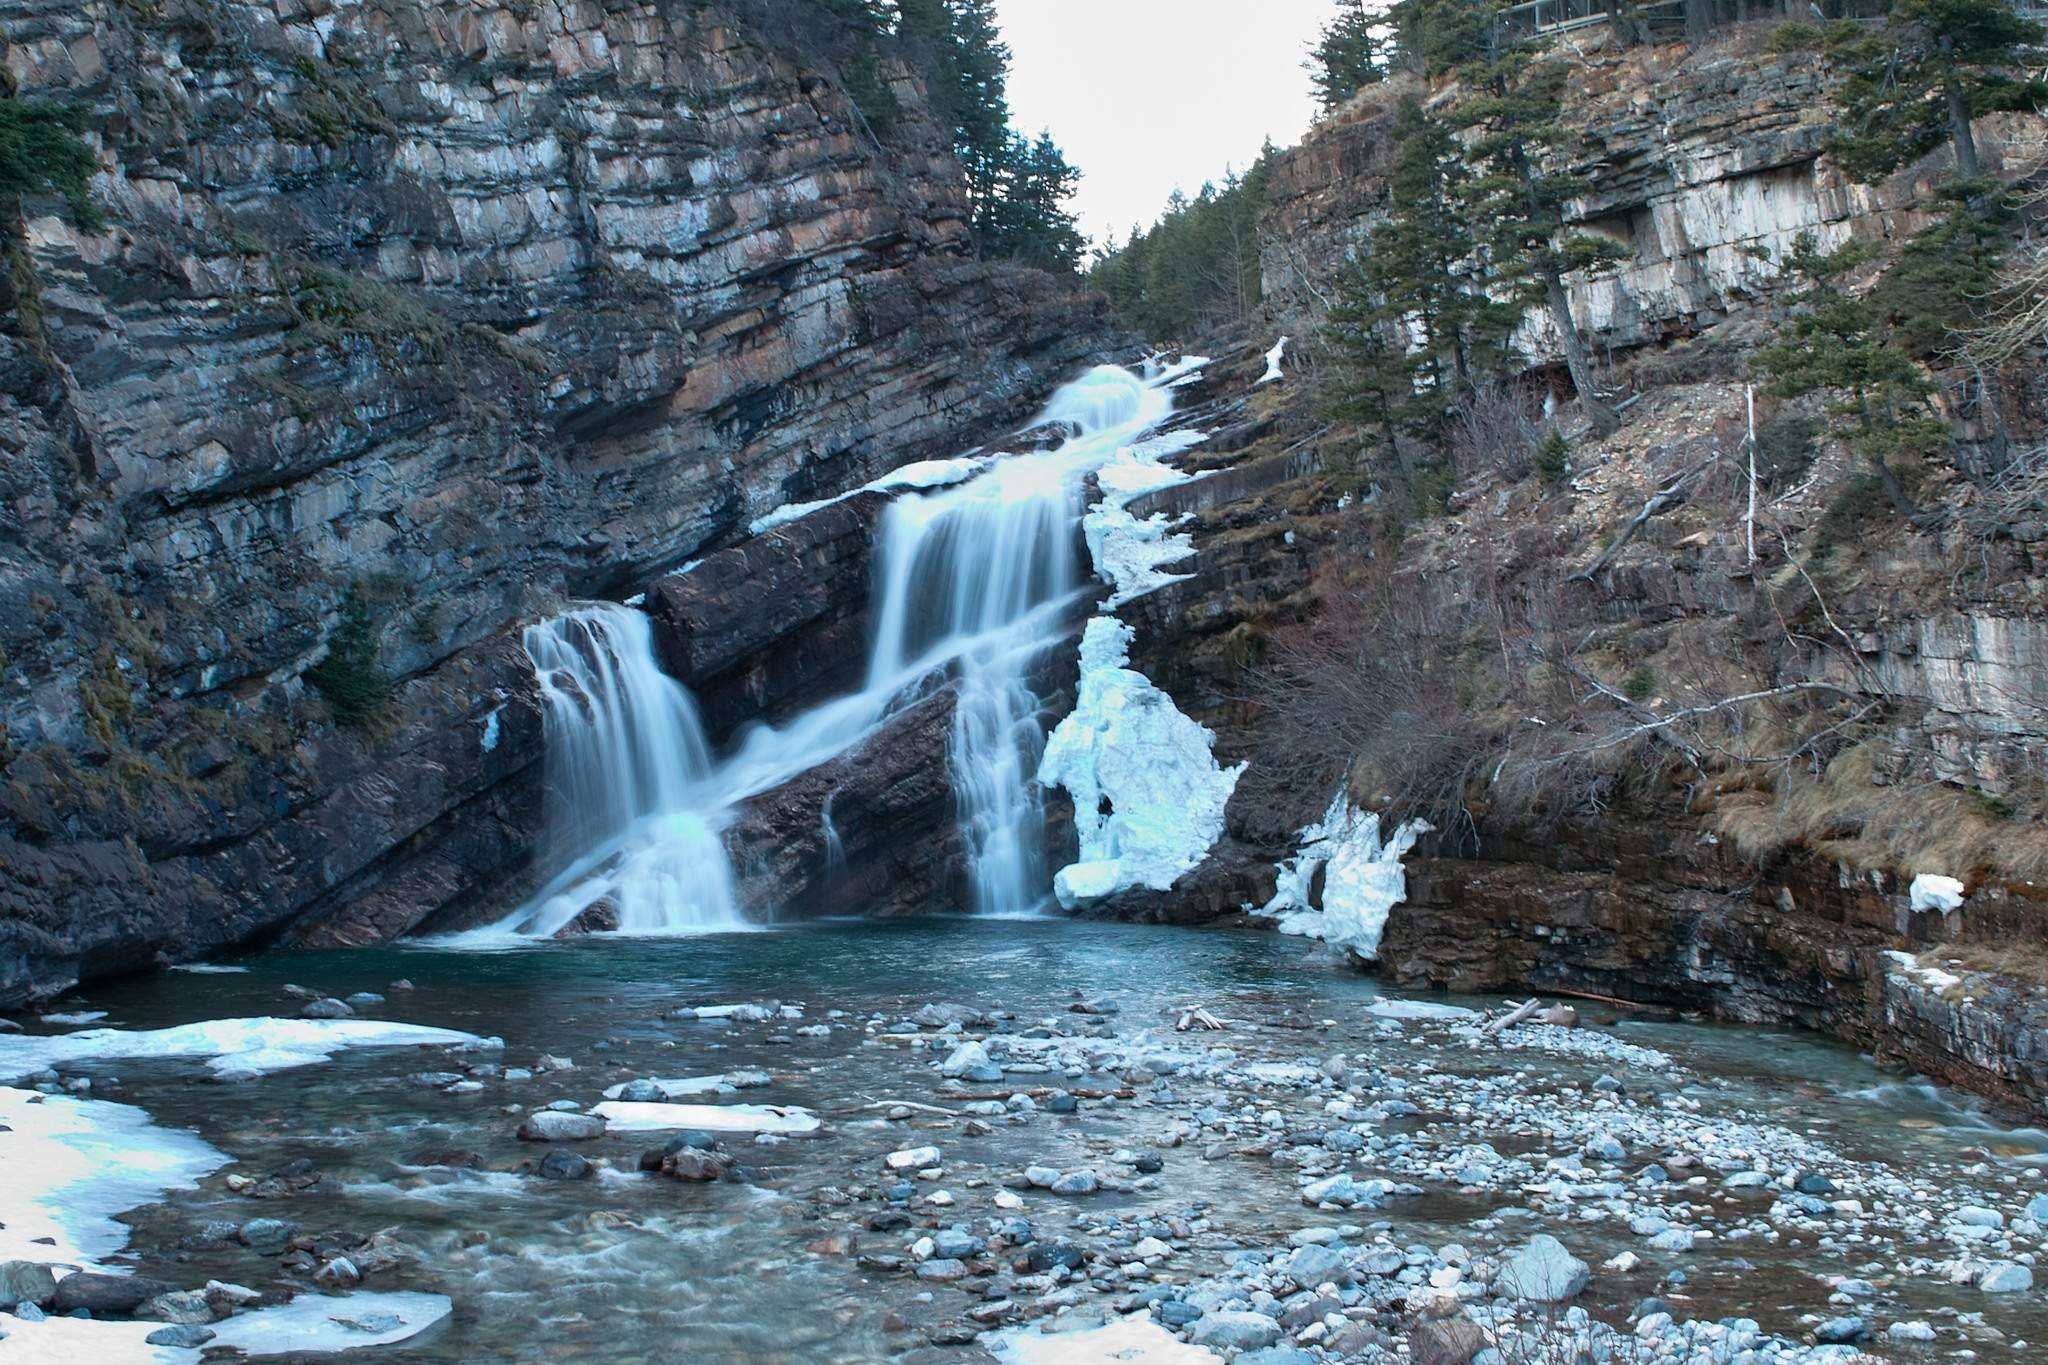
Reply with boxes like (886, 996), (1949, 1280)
(490, 361), (1200, 936)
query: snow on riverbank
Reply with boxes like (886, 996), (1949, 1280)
(1038, 618), (1243, 908)
(1257, 794), (1429, 960)
(0, 1018), (492, 1083)
(0, 1086), (226, 1267)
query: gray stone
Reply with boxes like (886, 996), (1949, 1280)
(1496, 1234), (1590, 1303)
(145, 1325), (217, 1348)
(0, 1262), (58, 1309)
(939, 1041), (1003, 1084)
(1980, 1263), (2033, 1293)
(137, 1290), (212, 1324)
(238, 1218), (293, 1253)
(931, 1229), (985, 1260)
(1815, 1317), (1865, 1344)
(1188, 1310), (1282, 1352)
(538, 1150), (593, 1180)
(517, 1112), (605, 1141)
(300, 998), (353, 1019)
(1284, 1243), (1349, 1286)
(1050, 1170), (1100, 1195)
(51, 1272), (181, 1315)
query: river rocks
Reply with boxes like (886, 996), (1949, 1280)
(1813, 1316), (1864, 1344)
(51, 1272), (180, 1315)
(1496, 1235), (1590, 1303)
(145, 1324), (218, 1348)
(1049, 1170), (1101, 1195)
(538, 1151), (594, 1180)
(939, 1041), (1003, 1083)
(0, 1262), (57, 1308)
(1978, 1262), (2033, 1293)
(301, 999), (354, 1020)
(885, 1146), (942, 1171)
(1409, 1312), (1486, 1365)
(237, 1219), (294, 1254)
(661, 1149), (733, 1183)
(517, 1112), (606, 1142)
(1188, 1309), (1282, 1351)
(138, 1289), (214, 1324)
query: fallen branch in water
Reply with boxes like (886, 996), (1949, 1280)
(948, 1086), (1135, 1103)
(1479, 999), (1541, 1037)
(1176, 1006), (1228, 1032)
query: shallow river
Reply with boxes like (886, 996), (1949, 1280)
(14, 919), (2048, 1362)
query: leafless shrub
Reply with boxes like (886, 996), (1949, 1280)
(1447, 378), (1554, 482)
(1242, 571), (1499, 851)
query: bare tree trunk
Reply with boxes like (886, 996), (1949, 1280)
(1510, 142), (1620, 436)
(1945, 73), (1981, 180)
(1543, 266), (1619, 434)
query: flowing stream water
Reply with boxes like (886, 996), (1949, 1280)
(494, 363), (1189, 937)
(11, 923), (2048, 1363)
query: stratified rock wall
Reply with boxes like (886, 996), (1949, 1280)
(0, 0), (1115, 1001)
(1259, 41), (2023, 363)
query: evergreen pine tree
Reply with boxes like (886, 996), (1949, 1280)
(1777, 0), (2044, 182)
(1338, 97), (1517, 433)
(1750, 234), (1946, 515)
(1451, 37), (1627, 434)
(0, 95), (103, 231)
(1309, 1), (1386, 113)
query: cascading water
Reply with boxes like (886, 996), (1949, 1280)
(507, 606), (742, 936)
(493, 361), (1196, 937)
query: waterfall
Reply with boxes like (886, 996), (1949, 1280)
(492, 361), (1197, 937)
(501, 606), (741, 937)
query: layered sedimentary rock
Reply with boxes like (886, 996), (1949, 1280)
(646, 493), (889, 741)
(0, 0), (1114, 1001)
(1259, 40), (2024, 362)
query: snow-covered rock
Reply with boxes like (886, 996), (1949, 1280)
(1038, 617), (1243, 908)
(1908, 873), (1965, 914)
(1256, 793), (1429, 959)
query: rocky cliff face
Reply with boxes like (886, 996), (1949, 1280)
(1259, 39), (2027, 365)
(0, 0), (1114, 1002)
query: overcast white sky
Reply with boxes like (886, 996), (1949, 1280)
(994, 0), (1343, 251)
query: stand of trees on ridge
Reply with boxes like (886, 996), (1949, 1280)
(813, 0), (1087, 272)
(1097, 0), (2045, 533)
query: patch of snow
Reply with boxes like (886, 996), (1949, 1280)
(1258, 336), (1289, 385)
(205, 1290), (455, 1356)
(167, 963), (250, 975)
(1368, 999), (1479, 1021)
(1038, 617), (1244, 908)
(748, 456), (992, 536)
(1257, 793), (1429, 960)
(1082, 430), (1209, 607)
(589, 1101), (820, 1134)
(1884, 949), (1964, 994)
(1909, 872), (1965, 914)
(0, 1018), (490, 1084)
(0, 1086), (227, 1269)
(990, 1313), (1223, 1364)
(0, 1312), (192, 1362)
